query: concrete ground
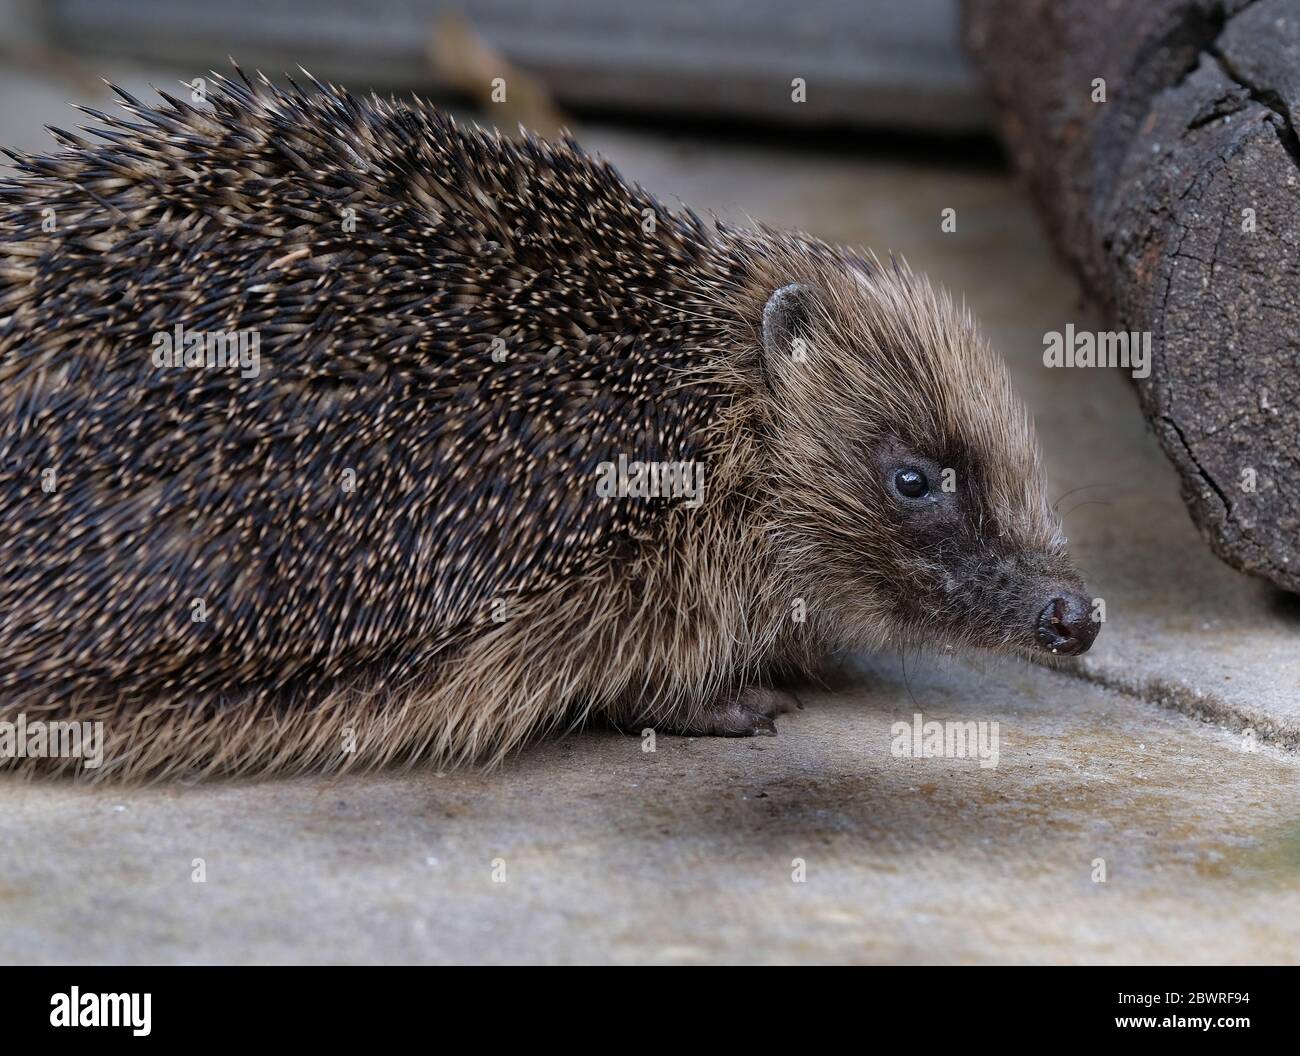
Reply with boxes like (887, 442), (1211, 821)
(1, 60), (1299, 964)
(5, 657), (1298, 965)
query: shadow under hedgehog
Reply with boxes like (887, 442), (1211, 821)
(0, 70), (1097, 779)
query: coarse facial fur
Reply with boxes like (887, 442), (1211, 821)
(724, 237), (1089, 660)
(0, 71), (1095, 779)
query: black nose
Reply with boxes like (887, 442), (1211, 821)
(1035, 593), (1098, 656)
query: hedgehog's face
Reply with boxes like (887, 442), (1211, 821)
(757, 270), (1098, 658)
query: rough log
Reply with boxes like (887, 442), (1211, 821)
(965, 0), (1300, 592)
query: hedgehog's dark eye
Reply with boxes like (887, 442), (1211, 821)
(893, 467), (929, 499)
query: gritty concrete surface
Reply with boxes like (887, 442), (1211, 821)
(1, 58), (1299, 964)
(3, 657), (1298, 965)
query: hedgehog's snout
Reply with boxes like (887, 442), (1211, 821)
(1034, 591), (1098, 656)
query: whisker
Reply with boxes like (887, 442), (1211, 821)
(1051, 482), (1110, 513)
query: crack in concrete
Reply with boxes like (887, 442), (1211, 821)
(1071, 660), (1300, 751)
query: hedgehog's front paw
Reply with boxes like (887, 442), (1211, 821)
(671, 685), (802, 737)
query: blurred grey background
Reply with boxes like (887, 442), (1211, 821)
(23, 0), (988, 131)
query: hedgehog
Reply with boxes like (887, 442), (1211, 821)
(0, 69), (1098, 779)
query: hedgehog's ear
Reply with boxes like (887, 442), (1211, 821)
(760, 283), (818, 387)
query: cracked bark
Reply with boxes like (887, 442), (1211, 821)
(965, 0), (1300, 592)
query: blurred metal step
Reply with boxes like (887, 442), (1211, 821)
(40, 0), (989, 132)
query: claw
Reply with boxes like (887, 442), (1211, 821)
(660, 685), (803, 737)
